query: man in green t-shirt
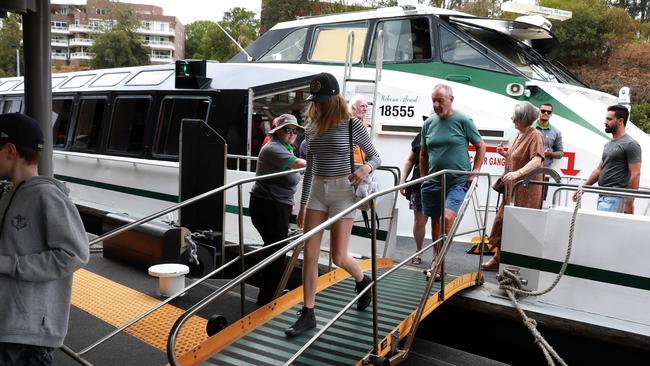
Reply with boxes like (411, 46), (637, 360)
(419, 84), (486, 280)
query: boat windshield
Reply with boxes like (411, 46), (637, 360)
(452, 23), (586, 87)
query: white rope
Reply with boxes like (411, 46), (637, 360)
(497, 184), (584, 366)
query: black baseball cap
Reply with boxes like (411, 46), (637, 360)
(0, 113), (45, 151)
(305, 73), (340, 102)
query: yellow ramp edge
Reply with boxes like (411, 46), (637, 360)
(179, 258), (394, 365)
(71, 268), (208, 355)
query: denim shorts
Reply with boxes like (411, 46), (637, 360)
(420, 180), (468, 218)
(307, 176), (357, 219)
(597, 195), (623, 213)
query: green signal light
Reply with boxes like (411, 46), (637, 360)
(179, 61), (190, 76)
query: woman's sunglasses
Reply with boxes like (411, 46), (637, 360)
(281, 127), (298, 135)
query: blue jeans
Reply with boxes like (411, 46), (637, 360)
(420, 181), (468, 218)
(597, 196), (623, 213)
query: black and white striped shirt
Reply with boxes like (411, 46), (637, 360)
(301, 118), (381, 204)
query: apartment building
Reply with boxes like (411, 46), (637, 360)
(50, 0), (184, 65)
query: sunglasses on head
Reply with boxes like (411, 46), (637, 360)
(540, 109), (553, 115)
(281, 127), (298, 134)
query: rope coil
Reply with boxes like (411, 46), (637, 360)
(497, 184), (584, 366)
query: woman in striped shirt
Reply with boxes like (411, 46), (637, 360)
(285, 73), (381, 337)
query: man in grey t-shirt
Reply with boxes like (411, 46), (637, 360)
(576, 105), (642, 213)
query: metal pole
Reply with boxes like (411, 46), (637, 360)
(238, 184), (246, 317)
(370, 199), (379, 355)
(16, 48), (20, 77)
(23, 0), (53, 177)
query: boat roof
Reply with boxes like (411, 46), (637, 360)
(269, 5), (471, 30)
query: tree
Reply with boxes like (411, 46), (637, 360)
(186, 7), (259, 62)
(89, 1), (149, 69)
(0, 14), (23, 77)
(185, 21), (219, 59)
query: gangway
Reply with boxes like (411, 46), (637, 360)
(178, 260), (481, 365)
(168, 169), (491, 366)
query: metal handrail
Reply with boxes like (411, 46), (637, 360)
(87, 168), (304, 247)
(75, 232), (302, 357)
(288, 172), (490, 366)
(166, 169), (491, 365)
(62, 168), (306, 364)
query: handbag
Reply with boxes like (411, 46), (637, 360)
(349, 119), (379, 210)
(492, 176), (505, 194)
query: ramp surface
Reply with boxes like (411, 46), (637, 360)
(179, 259), (482, 365)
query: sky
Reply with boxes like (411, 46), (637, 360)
(122, 0), (263, 25)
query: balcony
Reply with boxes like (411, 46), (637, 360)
(136, 27), (175, 37)
(52, 53), (68, 60)
(149, 55), (174, 64)
(70, 52), (94, 60)
(51, 39), (68, 47)
(51, 26), (70, 35)
(145, 40), (175, 50)
(70, 38), (94, 47)
(69, 24), (101, 34)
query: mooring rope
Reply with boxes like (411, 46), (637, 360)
(497, 184), (584, 366)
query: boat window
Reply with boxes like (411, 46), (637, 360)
(154, 97), (210, 157)
(72, 98), (106, 152)
(107, 97), (150, 155)
(2, 99), (22, 113)
(52, 99), (73, 147)
(309, 22), (367, 63)
(126, 70), (173, 86)
(52, 76), (67, 88)
(439, 27), (504, 72)
(90, 72), (130, 87)
(258, 28), (308, 62)
(60, 74), (96, 89)
(0, 81), (20, 91)
(370, 17), (432, 63)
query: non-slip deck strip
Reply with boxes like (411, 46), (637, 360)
(71, 268), (208, 355)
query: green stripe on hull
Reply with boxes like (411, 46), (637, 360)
(57, 174), (387, 240)
(55, 174), (179, 202)
(501, 251), (650, 291)
(382, 62), (609, 139)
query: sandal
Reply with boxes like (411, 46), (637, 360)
(411, 256), (422, 265)
(423, 269), (443, 282)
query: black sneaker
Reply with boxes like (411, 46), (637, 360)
(355, 275), (372, 311)
(284, 306), (316, 337)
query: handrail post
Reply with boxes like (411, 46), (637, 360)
(370, 198), (379, 356)
(237, 184), (246, 317)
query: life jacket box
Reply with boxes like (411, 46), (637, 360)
(102, 213), (187, 270)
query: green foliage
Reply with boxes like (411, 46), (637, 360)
(185, 21), (219, 59)
(0, 14), (23, 77)
(185, 7), (259, 62)
(538, 0), (607, 65)
(631, 102), (650, 132)
(89, 2), (149, 68)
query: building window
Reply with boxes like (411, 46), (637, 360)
(142, 21), (151, 30)
(96, 8), (106, 15)
(159, 23), (167, 32)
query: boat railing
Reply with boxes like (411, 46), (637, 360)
(509, 167), (650, 213)
(166, 169), (492, 366)
(62, 168), (305, 365)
